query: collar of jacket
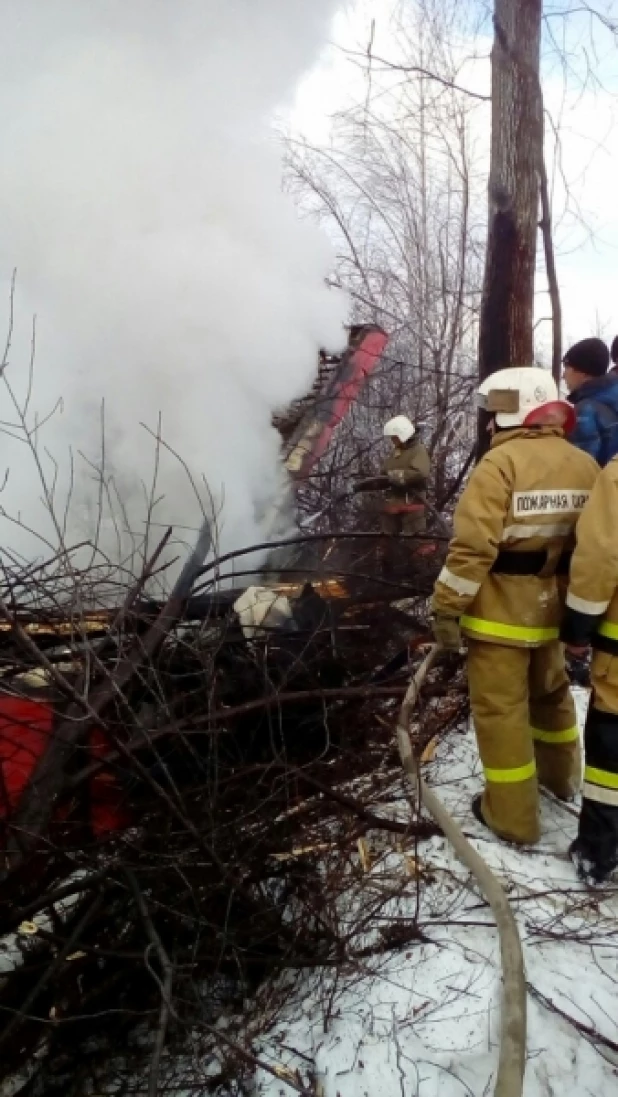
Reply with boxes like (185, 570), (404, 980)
(567, 374), (618, 405)
(489, 426), (564, 450)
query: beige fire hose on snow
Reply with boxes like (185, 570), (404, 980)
(396, 644), (526, 1097)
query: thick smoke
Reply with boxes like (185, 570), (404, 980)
(0, 1), (347, 584)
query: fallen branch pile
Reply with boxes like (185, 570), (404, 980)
(0, 541), (465, 1095)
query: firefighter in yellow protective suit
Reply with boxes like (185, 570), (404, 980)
(355, 415), (431, 572)
(378, 416), (430, 571)
(431, 367), (599, 844)
(380, 416), (430, 538)
(561, 457), (618, 884)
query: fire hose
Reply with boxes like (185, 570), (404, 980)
(397, 644), (526, 1097)
(353, 476), (453, 538)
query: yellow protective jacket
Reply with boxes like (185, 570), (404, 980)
(432, 427), (599, 647)
(562, 455), (618, 653)
(381, 438), (430, 512)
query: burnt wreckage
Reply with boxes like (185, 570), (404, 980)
(0, 324), (409, 850)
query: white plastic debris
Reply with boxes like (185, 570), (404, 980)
(233, 586), (295, 641)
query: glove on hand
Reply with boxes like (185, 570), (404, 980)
(387, 469), (406, 486)
(431, 614), (462, 652)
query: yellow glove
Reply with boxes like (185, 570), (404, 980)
(431, 614), (462, 652)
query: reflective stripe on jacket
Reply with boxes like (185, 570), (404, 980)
(433, 426), (599, 647)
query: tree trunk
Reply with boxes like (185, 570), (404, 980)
(477, 0), (543, 456)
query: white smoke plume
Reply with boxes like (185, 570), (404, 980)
(0, 0), (347, 588)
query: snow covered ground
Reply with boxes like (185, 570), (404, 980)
(252, 688), (618, 1096)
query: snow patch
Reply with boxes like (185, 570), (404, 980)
(253, 687), (618, 1096)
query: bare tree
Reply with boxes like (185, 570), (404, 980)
(284, 1), (484, 525)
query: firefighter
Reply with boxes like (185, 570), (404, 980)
(561, 459), (618, 884)
(378, 415), (430, 565)
(354, 415), (430, 571)
(431, 367), (599, 845)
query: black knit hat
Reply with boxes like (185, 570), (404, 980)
(611, 336), (618, 366)
(563, 337), (610, 377)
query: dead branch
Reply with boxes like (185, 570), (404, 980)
(125, 869), (174, 1097)
(539, 142), (563, 385)
(528, 982), (618, 1062)
(290, 768), (441, 840)
(342, 47), (491, 102)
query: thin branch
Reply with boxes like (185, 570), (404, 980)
(126, 870), (173, 1097)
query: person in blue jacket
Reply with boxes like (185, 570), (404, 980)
(563, 337), (618, 466)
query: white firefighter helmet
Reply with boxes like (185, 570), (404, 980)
(477, 367), (575, 432)
(384, 415), (415, 443)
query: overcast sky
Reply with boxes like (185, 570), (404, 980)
(290, 0), (618, 357)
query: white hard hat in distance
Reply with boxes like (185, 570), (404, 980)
(384, 415), (415, 443)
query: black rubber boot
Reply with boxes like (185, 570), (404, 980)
(569, 838), (617, 888)
(471, 794), (489, 829)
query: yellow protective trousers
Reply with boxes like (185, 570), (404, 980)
(467, 639), (581, 844)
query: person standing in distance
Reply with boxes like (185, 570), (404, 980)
(563, 337), (618, 466)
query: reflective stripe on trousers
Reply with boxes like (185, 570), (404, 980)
(577, 700), (618, 879)
(485, 727), (579, 781)
(483, 759), (536, 784)
(584, 765), (618, 806)
(467, 639), (579, 844)
(461, 615), (559, 644)
(584, 662), (618, 808)
(531, 725), (579, 744)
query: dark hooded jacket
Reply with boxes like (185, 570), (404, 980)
(567, 374), (618, 466)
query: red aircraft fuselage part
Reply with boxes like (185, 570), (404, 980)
(0, 694), (129, 841)
(284, 326), (388, 482)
